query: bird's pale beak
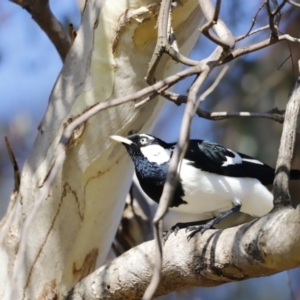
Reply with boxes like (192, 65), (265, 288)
(110, 135), (133, 145)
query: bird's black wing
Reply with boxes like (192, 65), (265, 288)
(184, 140), (275, 185)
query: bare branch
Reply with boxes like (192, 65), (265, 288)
(266, 0), (278, 37)
(146, 0), (172, 84)
(145, 0), (200, 84)
(164, 46), (200, 66)
(198, 0), (235, 49)
(226, 34), (300, 63)
(266, 0), (288, 38)
(156, 86), (285, 124)
(235, 2), (267, 42)
(288, 0), (300, 7)
(159, 90), (188, 104)
(10, 0), (72, 61)
(66, 207), (300, 300)
(272, 0), (287, 25)
(286, 270), (296, 300)
(236, 25), (270, 42)
(197, 65), (229, 103)
(273, 60), (300, 207)
(197, 108), (285, 123)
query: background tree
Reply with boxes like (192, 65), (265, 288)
(1, 0), (300, 299)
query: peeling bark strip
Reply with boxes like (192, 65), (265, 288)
(66, 207), (300, 300)
(273, 60), (300, 207)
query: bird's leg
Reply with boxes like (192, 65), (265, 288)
(163, 219), (213, 243)
(186, 202), (242, 240)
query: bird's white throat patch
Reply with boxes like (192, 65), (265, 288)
(140, 144), (171, 165)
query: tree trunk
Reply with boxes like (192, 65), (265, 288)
(0, 0), (203, 299)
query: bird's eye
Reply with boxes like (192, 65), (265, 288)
(140, 137), (148, 145)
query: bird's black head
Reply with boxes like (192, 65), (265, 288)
(110, 133), (173, 165)
(110, 133), (183, 204)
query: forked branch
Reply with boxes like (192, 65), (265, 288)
(10, 0), (72, 61)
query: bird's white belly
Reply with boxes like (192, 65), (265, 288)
(170, 160), (274, 218)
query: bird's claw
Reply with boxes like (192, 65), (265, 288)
(162, 225), (181, 244)
(185, 224), (214, 240)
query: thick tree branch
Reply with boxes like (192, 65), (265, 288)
(66, 206), (300, 300)
(10, 0), (71, 61)
(273, 60), (300, 207)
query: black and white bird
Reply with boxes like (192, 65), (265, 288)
(110, 133), (300, 240)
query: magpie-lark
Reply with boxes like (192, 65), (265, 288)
(110, 133), (300, 240)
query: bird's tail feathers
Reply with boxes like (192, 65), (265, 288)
(290, 169), (300, 180)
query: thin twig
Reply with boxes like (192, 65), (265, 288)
(134, 84), (170, 108)
(273, 59), (300, 208)
(266, 0), (287, 38)
(235, 1), (267, 42)
(281, 36), (296, 74)
(236, 25), (270, 42)
(272, 0), (287, 25)
(266, 0), (278, 38)
(197, 65), (229, 103)
(225, 34), (300, 63)
(286, 270), (296, 300)
(277, 54), (292, 70)
(4, 136), (20, 192)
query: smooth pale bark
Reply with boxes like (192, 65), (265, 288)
(0, 0), (203, 299)
(66, 206), (300, 299)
